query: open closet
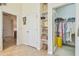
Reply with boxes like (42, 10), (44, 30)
(53, 3), (75, 56)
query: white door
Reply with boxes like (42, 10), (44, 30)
(31, 13), (40, 48)
(26, 14), (33, 46)
(0, 9), (3, 51)
(26, 13), (39, 48)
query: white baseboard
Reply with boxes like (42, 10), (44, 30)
(23, 43), (41, 50)
(48, 51), (53, 55)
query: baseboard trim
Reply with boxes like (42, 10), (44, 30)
(48, 51), (53, 55)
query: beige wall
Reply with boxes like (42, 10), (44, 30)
(3, 14), (13, 37)
(3, 13), (16, 38)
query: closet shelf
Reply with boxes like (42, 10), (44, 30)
(41, 11), (48, 15)
(41, 39), (48, 44)
(42, 26), (48, 28)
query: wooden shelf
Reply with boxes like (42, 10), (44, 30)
(41, 39), (48, 44)
(40, 3), (48, 50)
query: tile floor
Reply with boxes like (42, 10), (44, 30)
(1, 37), (75, 56)
(54, 46), (75, 56)
(0, 44), (47, 56)
(1, 37), (47, 56)
(3, 36), (16, 49)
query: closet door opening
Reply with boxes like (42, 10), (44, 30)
(52, 3), (75, 56)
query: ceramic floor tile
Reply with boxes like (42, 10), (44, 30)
(54, 46), (75, 56)
(0, 44), (47, 56)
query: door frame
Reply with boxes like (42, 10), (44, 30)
(52, 8), (57, 54)
(2, 12), (17, 50)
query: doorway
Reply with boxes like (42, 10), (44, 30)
(52, 4), (75, 56)
(3, 12), (17, 50)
